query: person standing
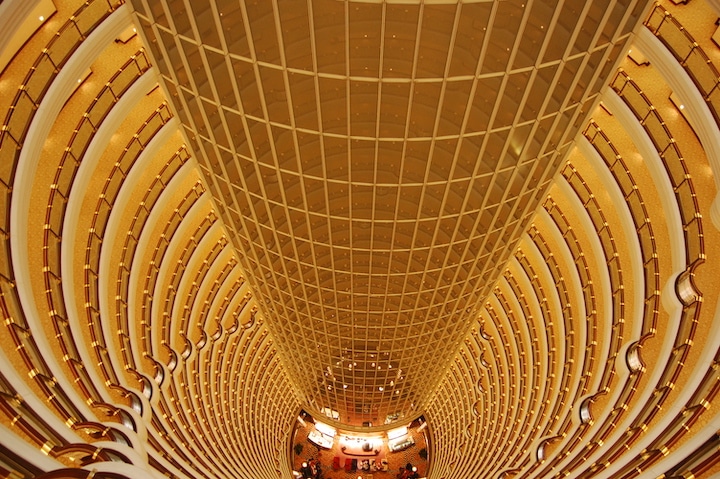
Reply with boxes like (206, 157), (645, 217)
(309, 458), (321, 479)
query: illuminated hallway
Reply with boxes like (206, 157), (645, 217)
(0, 1), (719, 478)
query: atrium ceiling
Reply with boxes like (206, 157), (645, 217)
(129, 0), (650, 426)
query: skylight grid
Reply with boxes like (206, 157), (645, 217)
(134, 0), (646, 426)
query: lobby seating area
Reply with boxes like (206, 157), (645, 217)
(292, 417), (427, 479)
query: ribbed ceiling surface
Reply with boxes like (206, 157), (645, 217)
(130, 0), (648, 426)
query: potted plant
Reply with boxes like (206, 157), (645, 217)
(294, 443), (304, 456)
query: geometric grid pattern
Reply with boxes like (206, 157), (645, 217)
(129, 0), (651, 427)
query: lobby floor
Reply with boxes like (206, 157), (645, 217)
(292, 420), (428, 479)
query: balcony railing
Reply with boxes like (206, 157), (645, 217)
(645, 4), (720, 127)
(610, 69), (703, 266)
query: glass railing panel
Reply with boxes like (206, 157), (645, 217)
(74, 0), (114, 35)
(622, 84), (647, 119)
(1, 280), (26, 329)
(124, 138), (143, 166)
(87, 236), (102, 270)
(138, 111), (164, 144)
(54, 155), (77, 197)
(657, 19), (693, 60)
(661, 146), (685, 188)
(615, 167), (635, 197)
(70, 120), (96, 159)
(24, 55), (57, 103)
(684, 219), (703, 263)
(88, 88), (116, 127)
(644, 252), (659, 288)
(644, 6), (665, 32)
(639, 225), (655, 261)
(17, 331), (53, 377)
(675, 303), (699, 346)
(131, 206), (149, 237)
(44, 237), (63, 281)
(598, 227), (615, 261)
(0, 233), (11, 283)
(611, 70), (630, 93)
(47, 24), (83, 67)
(685, 51), (715, 94)
(685, 367), (719, 410)
(86, 275), (100, 312)
(46, 200), (65, 236)
(0, 136), (19, 185)
(46, 377), (86, 422)
(608, 256), (621, 286)
(104, 173), (123, 206)
(676, 185), (697, 225)
(708, 86), (720, 112)
(112, 64), (142, 98)
(135, 50), (150, 71)
(98, 347), (119, 384)
(7, 92), (37, 141)
(596, 140), (617, 169)
(643, 113), (669, 151)
(626, 193), (645, 227)
(57, 320), (82, 362)
(118, 266), (130, 298)
(0, 190), (8, 235)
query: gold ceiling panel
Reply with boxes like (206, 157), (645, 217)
(130, 0), (650, 427)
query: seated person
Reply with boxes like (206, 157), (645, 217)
(397, 464), (414, 479)
(300, 462), (313, 479)
(308, 459), (320, 479)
